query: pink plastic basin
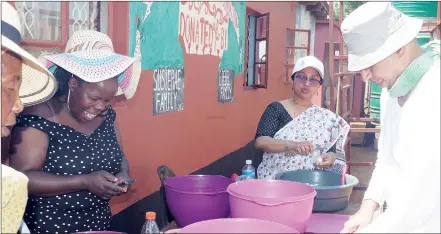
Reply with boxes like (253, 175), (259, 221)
(227, 179), (316, 233)
(165, 218), (299, 233)
(305, 213), (350, 233)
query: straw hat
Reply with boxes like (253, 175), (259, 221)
(39, 30), (142, 100)
(1, 2), (57, 107)
(341, 2), (423, 72)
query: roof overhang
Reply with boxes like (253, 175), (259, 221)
(300, 1), (329, 20)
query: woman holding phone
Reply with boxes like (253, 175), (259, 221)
(8, 30), (141, 233)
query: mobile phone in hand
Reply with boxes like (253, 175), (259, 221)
(118, 179), (136, 187)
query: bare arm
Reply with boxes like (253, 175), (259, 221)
(9, 126), (86, 197)
(254, 103), (313, 155)
(255, 136), (292, 153)
(114, 118), (130, 176)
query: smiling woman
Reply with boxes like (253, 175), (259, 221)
(7, 30), (142, 234)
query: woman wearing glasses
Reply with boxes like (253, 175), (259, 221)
(255, 56), (350, 179)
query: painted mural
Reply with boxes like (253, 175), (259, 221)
(128, 1), (245, 112)
(128, 1), (245, 74)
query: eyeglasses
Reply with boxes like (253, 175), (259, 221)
(294, 75), (322, 87)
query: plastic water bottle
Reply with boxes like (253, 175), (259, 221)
(241, 160), (256, 179)
(141, 211), (160, 233)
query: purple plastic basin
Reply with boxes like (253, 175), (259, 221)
(227, 179), (316, 233)
(164, 175), (233, 227)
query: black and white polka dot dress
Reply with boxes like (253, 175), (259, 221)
(15, 107), (123, 234)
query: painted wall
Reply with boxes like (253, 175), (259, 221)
(109, 1), (299, 214)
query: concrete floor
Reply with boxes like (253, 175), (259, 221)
(347, 145), (378, 204)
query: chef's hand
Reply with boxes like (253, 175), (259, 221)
(340, 200), (378, 233)
(315, 154), (336, 168)
(288, 141), (314, 155)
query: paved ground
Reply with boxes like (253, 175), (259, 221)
(348, 145), (377, 204)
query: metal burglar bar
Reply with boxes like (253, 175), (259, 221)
(13, 1), (106, 58)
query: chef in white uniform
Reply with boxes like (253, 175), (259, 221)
(339, 2), (440, 233)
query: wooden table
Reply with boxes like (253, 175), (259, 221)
(160, 203), (360, 232)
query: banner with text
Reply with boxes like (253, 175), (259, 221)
(179, 1), (240, 58)
(153, 67), (185, 115)
(217, 69), (234, 103)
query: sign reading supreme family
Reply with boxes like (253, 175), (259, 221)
(153, 67), (184, 115)
(217, 69), (234, 103)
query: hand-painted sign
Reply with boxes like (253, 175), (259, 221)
(217, 69), (234, 103)
(179, 2), (240, 58)
(153, 68), (184, 115)
(129, 2), (245, 74)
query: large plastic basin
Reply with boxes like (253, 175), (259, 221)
(165, 218), (299, 233)
(275, 170), (359, 212)
(227, 179), (316, 233)
(164, 175), (233, 227)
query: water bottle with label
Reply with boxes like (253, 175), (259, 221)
(241, 160), (256, 179)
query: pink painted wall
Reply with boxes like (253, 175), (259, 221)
(314, 22), (342, 62)
(314, 21), (364, 117)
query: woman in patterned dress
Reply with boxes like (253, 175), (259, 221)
(8, 30), (141, 233)
(255, 56), (350, 180)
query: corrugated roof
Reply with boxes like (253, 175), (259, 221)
(392, 2), (438, 18)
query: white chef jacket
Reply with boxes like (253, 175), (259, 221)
(358, 63), (440, 233)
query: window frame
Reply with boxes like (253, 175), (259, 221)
(284, 28), (311, 83)
(244, 12), (270, 89)
(14, 2), (112, 52)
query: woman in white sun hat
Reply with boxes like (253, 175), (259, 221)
(8, 30), (141, 233)
(339, 2), (440, 233)
(255, 55), (350, 180)
(1, 2), (57, 233)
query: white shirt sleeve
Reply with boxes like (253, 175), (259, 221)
(362, 131), (385, 207)
(358, 69), (440, 233)
(357, 113), (440, 232)
(363, 88), (389, 207)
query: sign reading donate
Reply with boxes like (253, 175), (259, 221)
(153, 68), (184, 115)
(217, 69), (234, 103)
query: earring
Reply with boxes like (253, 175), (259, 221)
(66, 89), (72, 112)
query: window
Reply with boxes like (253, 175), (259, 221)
(284, 28), (311, 82)
(13, 1), (108, 58)
(244, 12), (269, 88)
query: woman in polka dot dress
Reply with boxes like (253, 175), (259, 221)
(254, 56), (350, 180)
(8, 30), (141, 234)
